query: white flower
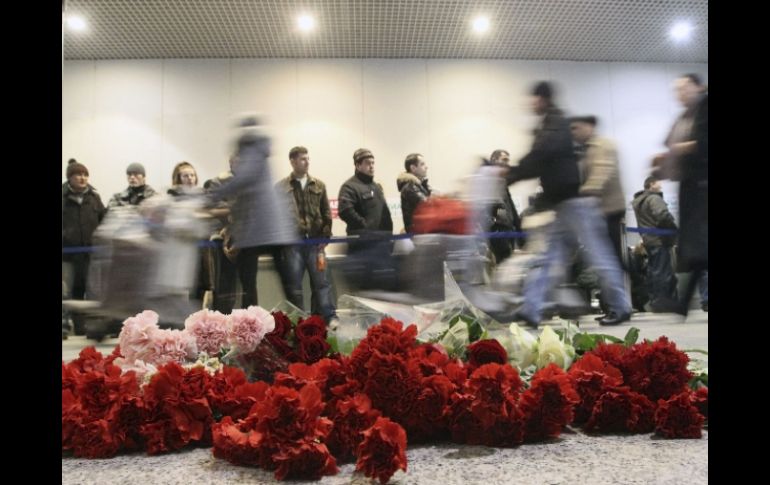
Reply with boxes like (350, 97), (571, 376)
(535, 325), (575, 370)
(184, 353), (224, 375)
(497, 323), (538, 370)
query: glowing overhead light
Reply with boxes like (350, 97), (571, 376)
(472, 16), (490, 34)
(66, 15), (87, 32)
(298, 14), (315, 32)
(670, 21), (694, 41)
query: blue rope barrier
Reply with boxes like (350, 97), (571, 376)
(62, 246), (97, 254)
(62, 226), (676, 254)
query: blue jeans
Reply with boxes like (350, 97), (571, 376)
(519, 197), (631, 321)
(62, 253), (90, 300)
(284, 243), (336, 320)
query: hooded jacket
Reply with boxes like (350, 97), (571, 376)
(396, 171), (431, 232)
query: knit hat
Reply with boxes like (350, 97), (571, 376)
(66, 162), (89, 178)
(126, 163), (146, 176)
(531, 81), (554, 100)
(353, 148), (374, 164)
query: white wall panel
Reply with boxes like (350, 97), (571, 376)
(63, 58), (706, 236)
(163, 59), (231, 116)
(363, 59), (430, 223)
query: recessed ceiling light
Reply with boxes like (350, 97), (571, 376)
(472, 16), (490, 34)
(670, 21), (694, 41)
(298, 14), (315, 32)
(66, 15), (87, 32)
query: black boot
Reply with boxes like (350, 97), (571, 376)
(599, 311), (631, 326)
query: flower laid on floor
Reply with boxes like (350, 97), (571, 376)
(63, 311), (708, 483)
(356, 416), (408, 484)
(570, 335), (706, 438)
(261, 311), (335, 365)
(117, 310), (197, 369)
(486, 322), (538, 370)
(466, 339), (509, 370)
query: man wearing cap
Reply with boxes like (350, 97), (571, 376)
(63, 160), (106, 334)
(338, 148), (393, 236)
(338, 148), (395, 290)
(108, 162), (157, 208)
(569, 116), (627, 265)
(506, 81), (631, 327)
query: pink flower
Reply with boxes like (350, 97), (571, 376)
(118, 310), (161, 364)
(150, 329), (198, 366)
(227, 306), (275, 354)
(184, 309), (229, 355)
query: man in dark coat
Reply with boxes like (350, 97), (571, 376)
(653, 73), (708, 316)
(338, 148), (393, 236)
(507, 81), (631, 327)
(396, 152), (432, 233)
(63, 161), (106, 300)
(108, 163), (157, 208)
(632, 177), (678, 310)
(338, 148), (395, 290)
(63, 161), (106, 336)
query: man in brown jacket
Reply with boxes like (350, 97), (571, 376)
(570, 115), (627, 265)
(275, 146), (336, 322)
